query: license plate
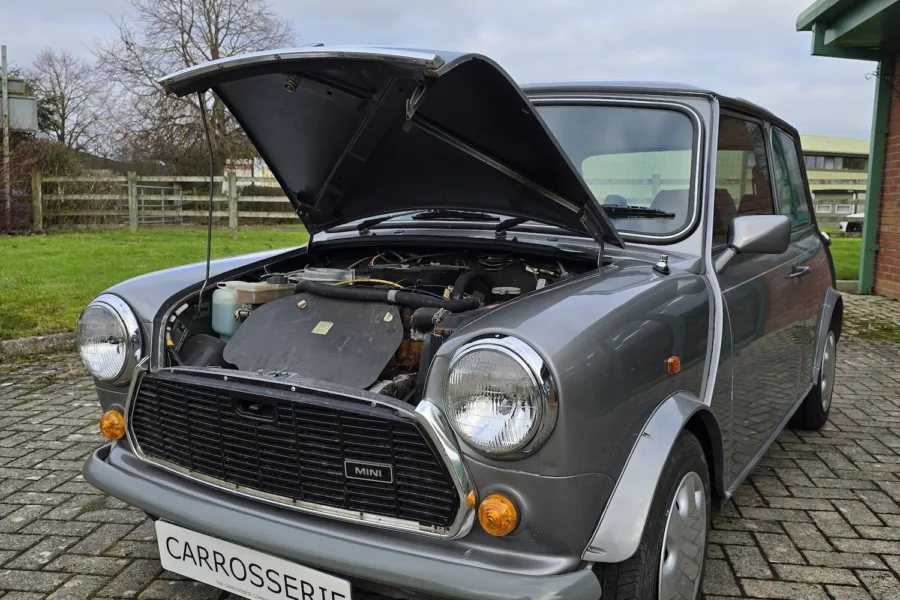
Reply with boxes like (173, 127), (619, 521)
(156, 521), (352, 600)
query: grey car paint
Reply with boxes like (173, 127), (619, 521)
(81, 56), (843, 598)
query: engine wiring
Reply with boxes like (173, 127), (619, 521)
(333, 278), (405, 289)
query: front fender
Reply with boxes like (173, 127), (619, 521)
(105, 247), (302, 323)
(582, 392), (720, 563)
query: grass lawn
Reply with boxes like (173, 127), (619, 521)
(0, 228), (308, 340)
(0, 226), (863, 341)
(828, 236), (862, 281)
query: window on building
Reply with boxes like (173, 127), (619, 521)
(834, 156), (843, 170)
(824, 156), (835, 170)
(772, 129), (811, 229)
(815, 155), (825, 169)
(845, 157), (868, 171)
(713, 116), (774, 244)
(835, 204), (853, 214)
(816, 204), (833, 213)
(804, 155), (816, 170)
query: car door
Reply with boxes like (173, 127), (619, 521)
(770, 127), (833, 389)
(712, 114), (804, 485)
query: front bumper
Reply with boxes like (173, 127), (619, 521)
(84, 444), (603, 600)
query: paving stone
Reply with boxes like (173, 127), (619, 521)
(4, 537), (78, 570)
(0, 505), (52, 533)
(740, 580), (829, 600)
(0, 570), (70, 593)
(1, 592), (49, 600)
(856, 526), (900, 540)
(137, 580), (223, 599)
(725, 545), (772, 579)
(808, 510), (859, 538)
(755, 533), (804, 564)
(95, 559), (162, 598)
(106, 540), (160, 559)
(0, 533), (41, 551)
(709, 530), (755, 545)
(773, 564), (859, 585)
(831, 538), (900, 554)
(856, 570), (900, 600)
(44, 553), (130, 576)
(702, 559), (741, 596)
(834, 500), (886, 526)
(66, 523), (134, 556)
(827, 585), (875, 600)
(44, 575), (107, 600)
(803, 550), (888, 569)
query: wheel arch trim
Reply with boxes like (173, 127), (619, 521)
(812, 287), (842, 385)
(582, 392), (721, 563)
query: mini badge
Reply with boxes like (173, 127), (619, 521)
(344, 460), (393, 484)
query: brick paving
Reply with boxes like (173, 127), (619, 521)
(0, 296), (897, 599)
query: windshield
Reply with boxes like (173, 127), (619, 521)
(536, 104), (697, 238)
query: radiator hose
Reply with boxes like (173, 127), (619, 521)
(293, 279), (482, 311)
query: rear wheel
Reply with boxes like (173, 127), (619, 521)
(601, 430), (710, 600)
(790, 328), (837, 430)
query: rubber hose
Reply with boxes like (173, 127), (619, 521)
(294, 279), (481, 311)
(411, 307), (442, 332)
(450, 268), (494, 300)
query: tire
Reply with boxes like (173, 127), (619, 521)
(790, 328), (837, 430)
(600, 430), (710, 600)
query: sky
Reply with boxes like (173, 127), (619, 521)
(1, 0), (880, 141)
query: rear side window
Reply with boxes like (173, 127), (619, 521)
(713, 116), (774, 244)
(772, 129), (811, 229)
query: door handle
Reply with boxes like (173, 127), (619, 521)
(787, 265), (811, 279)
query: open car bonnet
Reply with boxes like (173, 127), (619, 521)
(160, 46), (623, 248)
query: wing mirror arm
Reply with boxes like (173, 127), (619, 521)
(714, 247), (736, 274)
(713, 215), (791, 274)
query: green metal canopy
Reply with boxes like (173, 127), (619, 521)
(797, 0), (899, 294)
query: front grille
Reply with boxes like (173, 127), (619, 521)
(129, 371), (459, 529)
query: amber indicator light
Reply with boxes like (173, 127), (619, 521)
(100, 409), (126, 440)
(465, 490), (477, 509)
(666, 356), (681, 376)
(478, 493), (518, 536)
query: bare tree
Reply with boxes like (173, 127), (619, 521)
(95, 0), (294, 172)
(28, 49), (104, 152)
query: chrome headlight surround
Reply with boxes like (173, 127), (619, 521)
(76, 294), (142, 385)
(444, 336), (558, 460)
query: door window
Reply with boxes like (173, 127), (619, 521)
(772, 129), (811, 229)
(713, 116), (774, 244)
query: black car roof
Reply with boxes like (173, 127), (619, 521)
(522, 81), (799, 137)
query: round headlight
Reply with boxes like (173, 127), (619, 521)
(76, 295), (141, 383)
(444, 338), (556, 457)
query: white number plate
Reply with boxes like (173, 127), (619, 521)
(156, 521), (352, 600)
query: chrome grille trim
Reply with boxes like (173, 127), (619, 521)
(124, 360), (475, 539)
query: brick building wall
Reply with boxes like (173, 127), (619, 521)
(873, 52), (900, 299)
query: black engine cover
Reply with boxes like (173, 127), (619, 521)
(223, 293), (403, 388)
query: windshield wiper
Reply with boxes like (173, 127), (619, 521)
(411, 209), (499, 221)
(601, 205), (675, 219)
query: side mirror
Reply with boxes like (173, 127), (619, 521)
(715, 215), (791, 273)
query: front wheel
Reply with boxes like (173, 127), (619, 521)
(601, 430), (710, 600)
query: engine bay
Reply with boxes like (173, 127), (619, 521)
(165, 246), (590, 403)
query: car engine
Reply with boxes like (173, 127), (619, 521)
(165, 247), (586, 403)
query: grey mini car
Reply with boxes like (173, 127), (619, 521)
(79, 47), (841, 600)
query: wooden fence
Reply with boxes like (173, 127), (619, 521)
(32, 172), (295, 238)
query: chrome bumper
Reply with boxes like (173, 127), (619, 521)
(84, 444), (603, 600)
